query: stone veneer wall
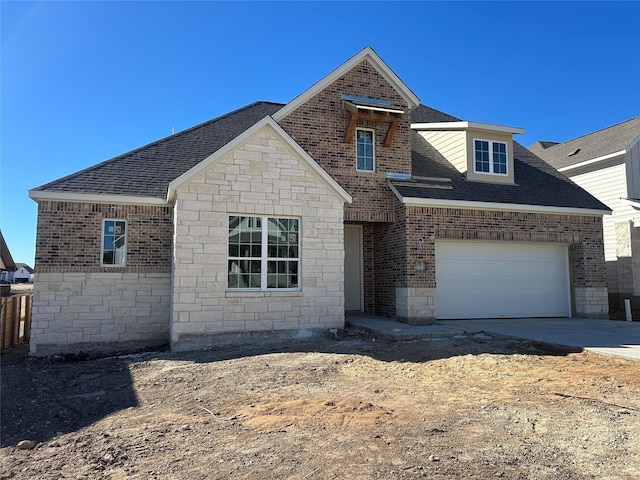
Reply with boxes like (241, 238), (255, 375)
(277, 59), (413, 223)
(171, 125), (346, 351)
(30, 202), (173, 355)
(377, 199), (608, 322)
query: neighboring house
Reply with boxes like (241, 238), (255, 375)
(0, 229), (17, 283)
(28, 47), (610, 356)
(530, 117), (640, 310)
(14, 263), (35, 283)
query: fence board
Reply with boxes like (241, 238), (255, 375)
(1, 294), (33, 350)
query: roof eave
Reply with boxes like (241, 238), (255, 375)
(411, 121), (524, 135)
(28, 190), (168, 206)
(558, 150), (626, 173)
(388, 182), (611, 216)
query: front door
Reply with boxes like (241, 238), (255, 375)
(344, 225), (363, 311)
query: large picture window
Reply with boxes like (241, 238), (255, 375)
(356, 128), (375, 171)
(102, 219), (126, 266)
(474, 139), (507, 175)
(228, 216), (299, 290)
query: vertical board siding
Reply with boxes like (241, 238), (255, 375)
(1, 294), (33, 349)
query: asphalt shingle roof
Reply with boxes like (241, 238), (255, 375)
(389, 107), (611, 212)
(32, 102), (284, 199)
(32, 100), (610, 212)
(529, 117), (640, 170)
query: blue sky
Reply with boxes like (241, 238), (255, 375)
(1, 1), (639, 266)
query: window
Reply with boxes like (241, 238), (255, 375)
(228, 216), (299, 290)
(474, 139), (507, 175)
(102, 219), (126, 266)
(356, 128), (375, 171)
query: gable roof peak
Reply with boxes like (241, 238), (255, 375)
(273, 47), (419, 121)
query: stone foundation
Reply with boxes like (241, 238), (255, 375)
(395, 287), (436, 325)
(574, 287), (609, 319)
(29, 272), (171, 356)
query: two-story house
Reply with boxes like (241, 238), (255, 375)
(530, 117), (640, 311)
(28, 47), (610, 355)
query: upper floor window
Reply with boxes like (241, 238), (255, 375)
(356, 128), (375, 172)
(228, 216), (299, 290)
(102, 219), (126, 266)
(474, 139), (507, 175)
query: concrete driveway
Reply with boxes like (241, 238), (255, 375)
(346, 316), (640, 363)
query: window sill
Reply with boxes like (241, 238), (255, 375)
(225, 290), (303, 298)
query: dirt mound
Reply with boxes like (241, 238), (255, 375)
(2, 332), (639, 479)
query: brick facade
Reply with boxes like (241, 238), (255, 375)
(278, 59), (413, 223)
(29, 202), (174, 354)
(170, 124), (346, 351)
(381, 200), (608, 321)
(34, 201), (173, 272)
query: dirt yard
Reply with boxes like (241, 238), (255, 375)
(1, 329), (639, 479)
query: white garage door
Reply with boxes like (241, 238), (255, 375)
(435, 241), (571, 319)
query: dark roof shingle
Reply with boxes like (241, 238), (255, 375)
(394, 106), (610, 212)
(32, 102), (284, 199)
(33, 99), (610, 212)
(529, 117), (640, 170)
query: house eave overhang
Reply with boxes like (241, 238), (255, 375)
(272, 46), (419, 122)
(558, 150), (626, 173)
(168, 116), (352, 205)
(388, 182), (611, 217)
(411, 121), (524, 135)
(28, 190), (168, 206)
(621, 197), (640, 210)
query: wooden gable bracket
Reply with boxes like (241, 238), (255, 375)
(343, 101), (403, 147)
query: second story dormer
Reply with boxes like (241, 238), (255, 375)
(411, 121), (524, 185)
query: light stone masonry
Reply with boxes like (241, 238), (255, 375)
(30, 272), (171, 355)
(171, 125), (346, 351)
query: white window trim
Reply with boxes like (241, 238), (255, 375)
(356, 127), (376, 172)
(101, 218), (127, 267)
(228, 215), (301, 292)
(473, 138), (508, 176)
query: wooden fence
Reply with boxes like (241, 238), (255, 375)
(1, 294), (33, 350)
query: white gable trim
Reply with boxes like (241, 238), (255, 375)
(388, 182), (611, 216)
(558, 150), (626, 173)
(28, 190), (168, 205)
(168, 116), (352, 204)
(272, 46), (419, 121)
(411, 121), (524, 135)
(621, 198), (640, 210)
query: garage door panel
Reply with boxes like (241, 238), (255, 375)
(435, 241), (570, 319)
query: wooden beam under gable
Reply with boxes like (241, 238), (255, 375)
(344, 113), (359, 144)
(343, 100), (403, 146)
(384, 120), (398, 148)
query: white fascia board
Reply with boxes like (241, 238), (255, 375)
(558, 150), (626, 173)
(621, 197), (640, 209)
(167, 116), (352, 204)
(350, 103), (405, 115)
(28, 190), (167, 205)
(411, 121), (524, 135)
(388, 183), (610, 216)
(273, 46), (419, 121)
